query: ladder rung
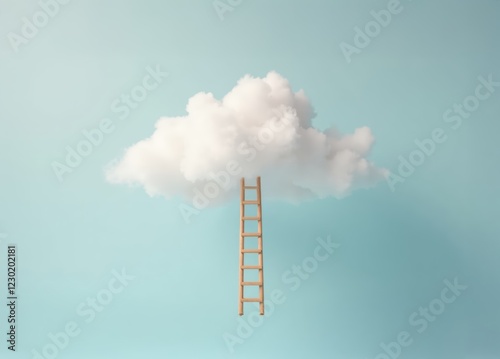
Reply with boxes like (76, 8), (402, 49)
(242, 282), (262, 286)
(241, 265), (262, 269)
(241, 298), (261, 302)
(242, 216), (260, 220)
(244, 186), (258, 189)
(242, 249), (261, 253)
(242, 232), (261, 237)
(242, 200), (259, 204)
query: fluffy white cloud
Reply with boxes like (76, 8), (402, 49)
(105, 71), (387, 205)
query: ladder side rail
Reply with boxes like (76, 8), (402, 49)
(256, 176), (264, 315)
(239, 177), (245, 315)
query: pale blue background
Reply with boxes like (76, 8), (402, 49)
(0, 0), (499, 358)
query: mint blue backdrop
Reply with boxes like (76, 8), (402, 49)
(0, 0), (499, 358)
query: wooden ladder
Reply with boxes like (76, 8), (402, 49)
(239, 176), (264, 315)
